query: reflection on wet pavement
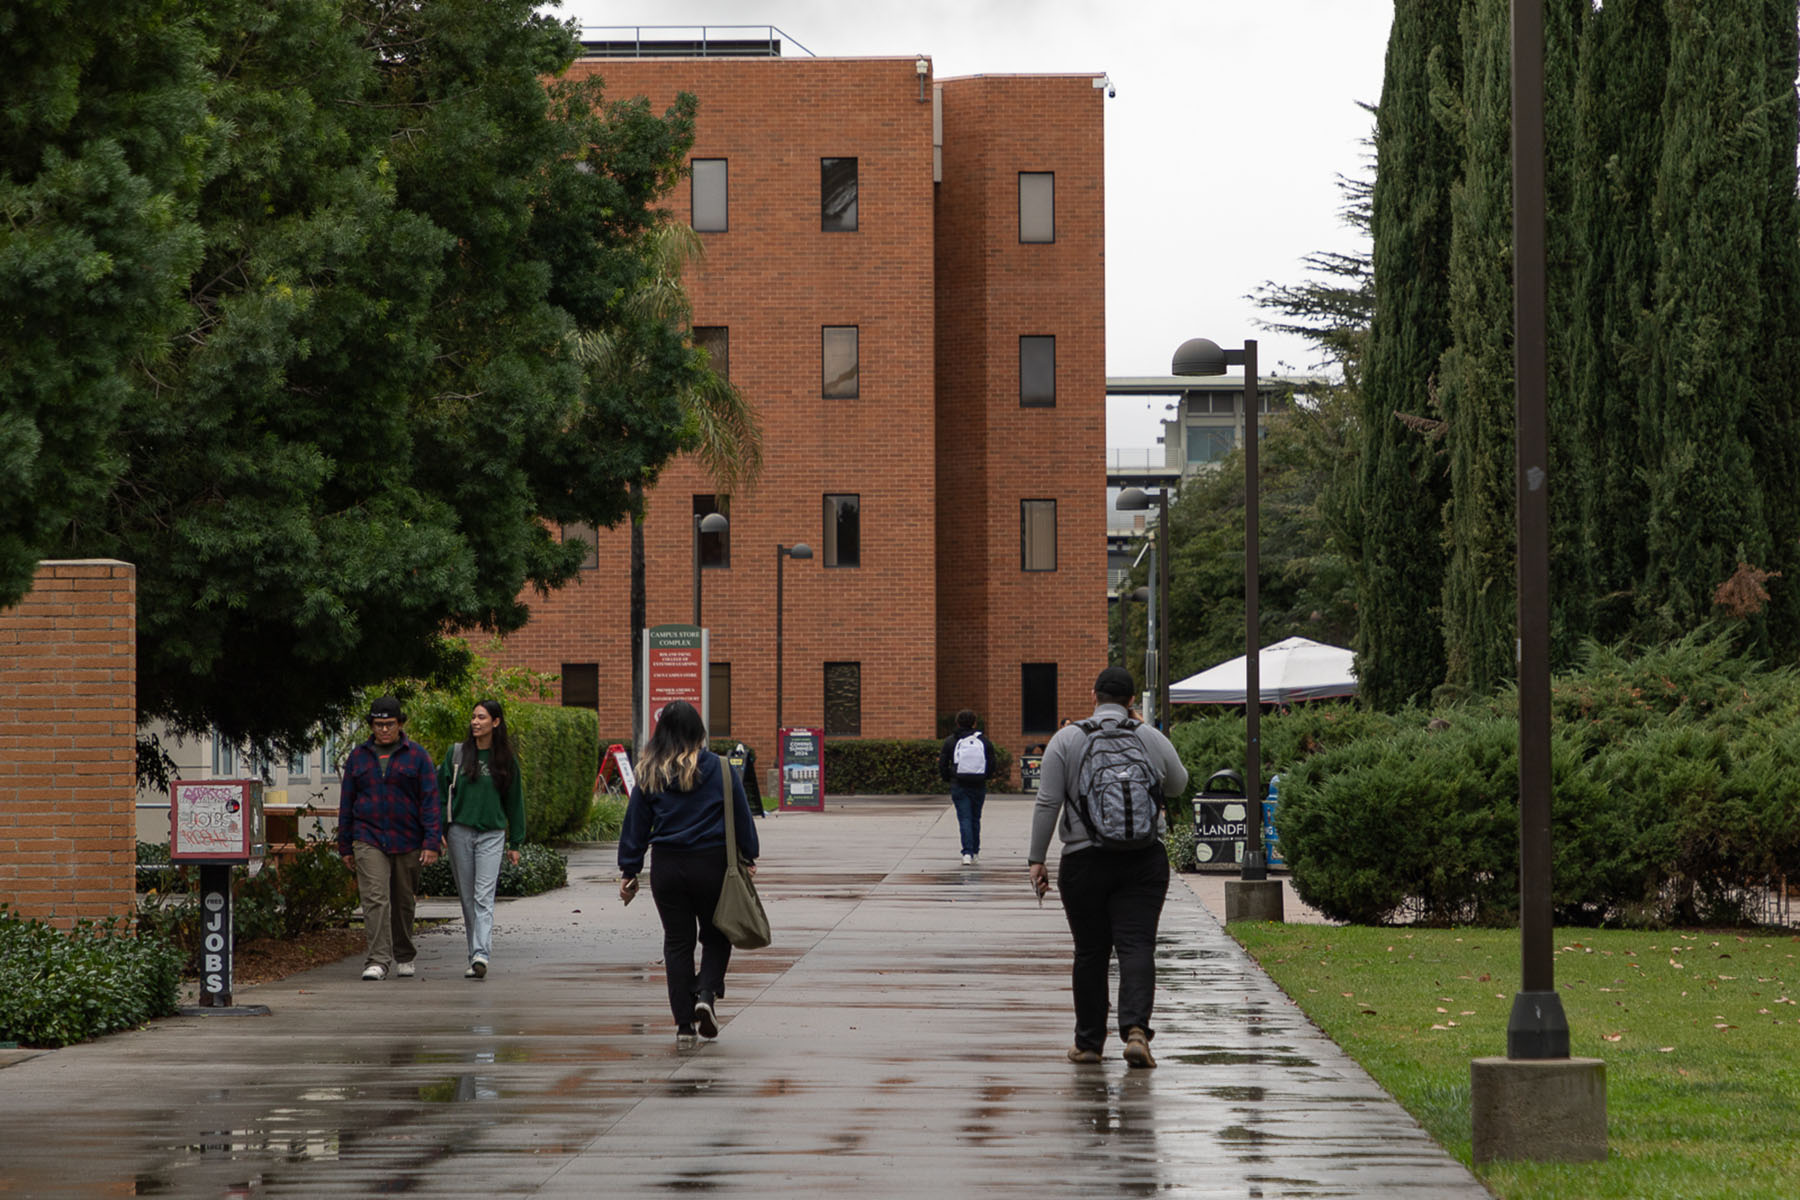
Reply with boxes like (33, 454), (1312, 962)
(0, 800), (1487, 1197)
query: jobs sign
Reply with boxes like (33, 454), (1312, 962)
(170, 779), (265, 862)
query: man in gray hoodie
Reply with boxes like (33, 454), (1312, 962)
(1028, 667), (1189, 1068)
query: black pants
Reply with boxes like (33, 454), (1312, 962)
(649, 847), (733, 1030)
(1057, 844), (1170, 1051)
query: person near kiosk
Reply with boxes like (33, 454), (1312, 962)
(338, 696), (442, 981)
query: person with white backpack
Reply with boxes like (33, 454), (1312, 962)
(937, 708), (998, 865)
(1027, 667), (1188, 1068)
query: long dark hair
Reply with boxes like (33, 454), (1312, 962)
(456, 698), (516, 797)
(638, 700), (708, 793)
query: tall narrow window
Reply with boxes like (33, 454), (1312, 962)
(694, 325), (729, 380)
(1019, 172), (1055, 243)
(211, 734), (236, 777)
(823, 325), (859, 398)
(288, 751), (310, 780)
(823, 494), (861, 567)
(1020, 335), (1056, 406)
(824, 662), (862, 735)
(562, 521), (599, 570)
(692, 158), (728, 232)
(1021, 663), (1058, 735)
(821, 157), (858, 231)
(709, 662), (732, 736)
(322, 734), (344, 779)
(561, 663), (599, 709)
(694, 494), (730, 568)
(1021, 499), (1057, 571)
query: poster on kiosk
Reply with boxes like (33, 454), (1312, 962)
(778, 727), (824, 811)
(642, 623), (709, 746)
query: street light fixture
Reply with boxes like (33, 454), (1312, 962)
(1172, 338), (1280, 917)
(1114, 488), (1169, 731)
(692, 511), (730, 627)
(775, 543), (813, 734)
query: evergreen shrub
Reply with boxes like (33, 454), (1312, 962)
(417, 843), (567, 898)
(823, 738), (1015, 795)
(1245, 633), (1800, 926)
(0, 907), (184, 1048)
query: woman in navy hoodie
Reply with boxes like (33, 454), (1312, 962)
(618, 700), (760, 1048)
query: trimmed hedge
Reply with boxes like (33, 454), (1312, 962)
(1, 906), (184, 1048)
(822, 737), (1016, 795)
(1188, 632), (1800, 927)
(411, 698), (599, 841)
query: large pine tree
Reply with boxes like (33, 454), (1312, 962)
(1358, 0), (1462, 709)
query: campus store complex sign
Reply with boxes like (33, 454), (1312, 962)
(642, 623), (711, 742)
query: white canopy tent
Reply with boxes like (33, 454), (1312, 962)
(1170, 636), (1358, 705)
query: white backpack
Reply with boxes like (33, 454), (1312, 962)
(952, 732), (987, 775)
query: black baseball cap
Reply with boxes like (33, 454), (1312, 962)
(369, 696), (405, 722)
(1093, 667), (1136, 699)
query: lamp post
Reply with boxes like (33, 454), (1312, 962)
(1172, 337), (1280, 919)
(692, 511), (730, 628)
(1112, 584), (1150, 671)
(1115, 489), (1170, 731)
(775, 543), (813, 735)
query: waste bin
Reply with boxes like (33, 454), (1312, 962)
(1018, 744), (1046, 793)
(1192, 768), (1249, 873)
(1262, 773), (1286, 869)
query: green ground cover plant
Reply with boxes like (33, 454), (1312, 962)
(0, 907), (184, 1049)
(416, 843), (568, 898)
(1232, 921), (1800, 1199)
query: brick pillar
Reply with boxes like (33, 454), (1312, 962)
(0, 560), (137, 929)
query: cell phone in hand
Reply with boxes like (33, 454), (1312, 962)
(622, 877), (639, 906)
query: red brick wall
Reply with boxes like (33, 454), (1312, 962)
(491, 56), (1109, 782)
(936, 75), (1110, 764)
(0, 561), (137, 929)
(499, 57), (941, 755)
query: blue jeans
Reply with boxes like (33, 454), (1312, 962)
(950, 783), (986, 855)
(447, 824), (505, 964)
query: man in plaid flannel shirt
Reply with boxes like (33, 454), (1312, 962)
(338, 696), (442, 980)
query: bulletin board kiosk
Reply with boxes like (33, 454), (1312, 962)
(169, 779), (267, 1011)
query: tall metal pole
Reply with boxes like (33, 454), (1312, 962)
(1156, 490), (1171, 733)
(1241, 339), (1266, 881)
(775, 544), (786, 734)
(1509, 0), (1566, 1059)
(692, 514), (703, 628)
(1144, 540), (1158, 725)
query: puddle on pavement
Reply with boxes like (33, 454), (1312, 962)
(1172, 1050), (1318, 1068)
(1207, 1085), (1268, 1102)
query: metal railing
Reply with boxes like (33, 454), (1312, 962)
(577, 26), (817, 59)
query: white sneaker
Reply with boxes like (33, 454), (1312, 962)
(961, 853), (974, 866)
(465, 958), (487, 979)
(395, 961), (415, 978)
(361, 963), (387, 981)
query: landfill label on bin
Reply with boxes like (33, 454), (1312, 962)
(1194, 799), (1248, 865)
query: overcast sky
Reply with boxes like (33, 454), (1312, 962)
(549, 1), (1393, 451)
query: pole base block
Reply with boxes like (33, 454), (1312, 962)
(1223, 878), (1284, 923)
(1471, 1055), (1606, 1163)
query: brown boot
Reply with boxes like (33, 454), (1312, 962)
(1123, 1027), (1155, 1069)
(1066, 1046), (1102, 1064)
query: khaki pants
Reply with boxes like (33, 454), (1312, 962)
(353, 842), (421, 970)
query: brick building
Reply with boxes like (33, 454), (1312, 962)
(492, 42), (1109, 778)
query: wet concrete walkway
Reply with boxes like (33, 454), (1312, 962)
(0, 798), (1489, 1197)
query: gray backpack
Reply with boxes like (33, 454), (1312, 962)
(1071, 718), (1162, 850)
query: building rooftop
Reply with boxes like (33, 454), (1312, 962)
(577, 25), (814, 59)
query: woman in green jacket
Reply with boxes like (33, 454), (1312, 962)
(442, 699), (525, 978)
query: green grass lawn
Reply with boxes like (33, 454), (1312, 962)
(1231, 922), (1800, 1200)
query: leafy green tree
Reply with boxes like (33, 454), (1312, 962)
(1358, 0), (1461, 709)
(55, 0), (695, 750)
(0, 1), (208, 607)
(1161, 390), (1362, 684)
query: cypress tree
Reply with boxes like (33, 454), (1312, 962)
(1567, 0), (1667, 645)
(1437, 0), (1516, 695)
(1641, 0), (1775, 639)
(1359, 0), (1461, 709)
(1741, 0), (1800, 653)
